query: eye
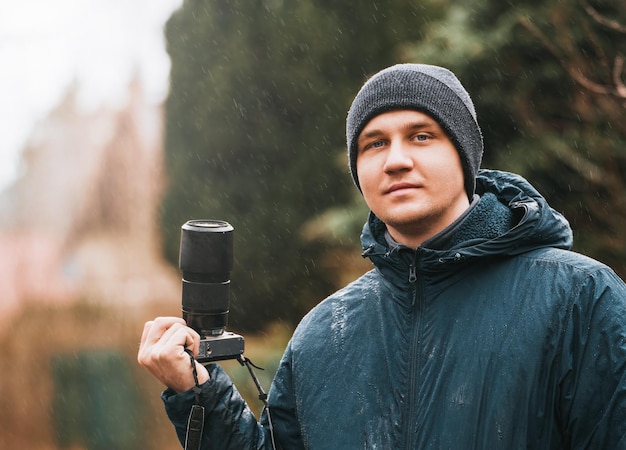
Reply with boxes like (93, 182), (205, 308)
(362, 139), (386, 151)
(414, 133), (431, 142)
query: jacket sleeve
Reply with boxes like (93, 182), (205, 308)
(162, 363), (271, 449)
(162, 344), (305, 450)
(559, 267), (626, 449)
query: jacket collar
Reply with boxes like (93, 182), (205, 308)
(361, 169), (573, 285)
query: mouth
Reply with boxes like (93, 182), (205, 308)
(385, 182), (420, 194)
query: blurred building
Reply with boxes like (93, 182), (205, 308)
(0, 76), (179, 320)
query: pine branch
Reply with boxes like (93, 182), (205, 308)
(520, 15), (626, 100)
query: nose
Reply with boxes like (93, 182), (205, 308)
(383, 140), (413, 173)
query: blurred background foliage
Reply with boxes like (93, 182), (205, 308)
(2, 1), (626, 448)
(161, 0), (431, 331)
(161, 0), (626, 333)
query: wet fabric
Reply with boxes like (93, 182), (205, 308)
(163, 169), (626, 449)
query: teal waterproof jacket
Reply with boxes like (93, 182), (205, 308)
(163, 170), (626, 449)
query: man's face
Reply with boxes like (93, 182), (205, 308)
(356, 109), (469, 247)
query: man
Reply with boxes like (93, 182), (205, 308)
(138, 64), (626, 449)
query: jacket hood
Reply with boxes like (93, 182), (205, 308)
(361, 169), (573, 278)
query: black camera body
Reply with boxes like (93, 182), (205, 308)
(179, 220), (244, 363)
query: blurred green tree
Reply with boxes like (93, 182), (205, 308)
(404, 0), (626, 277)
(161, 0), (438, 330)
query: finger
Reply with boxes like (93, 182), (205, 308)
(138, 317), (187, 366)
(137, 320), (208, 391)
(138, 324), (188, 371)
(160, 322), (201, 356)
(139, 320), (154, 347)
(138, 321), (154, 364)
(142, 316), (187, 347)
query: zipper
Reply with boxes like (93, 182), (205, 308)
(404, 254), (422, 449)
(408, 250), (418, 305)
(408, 263), (417, 283)
(408, 263), (417, 308)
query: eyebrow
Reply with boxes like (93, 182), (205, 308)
(358, 119), (439, 144)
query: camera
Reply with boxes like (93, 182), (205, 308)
(179, 219), (244, 363)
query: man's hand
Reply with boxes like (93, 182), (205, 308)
(138, 317), (210, 392)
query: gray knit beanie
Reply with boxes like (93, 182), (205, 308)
(346, 64), (483, 200)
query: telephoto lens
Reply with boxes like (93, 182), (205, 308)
(179, 220), (233, 337)
(179, 219), (244, 362)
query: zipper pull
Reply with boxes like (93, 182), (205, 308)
(361, 245), (375, 258)
(408, 263), (417, 283)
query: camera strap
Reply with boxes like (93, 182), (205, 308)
(184, 349), (204, 450)
(237, 355), (279, 450)
(182, 350), (279, 450)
